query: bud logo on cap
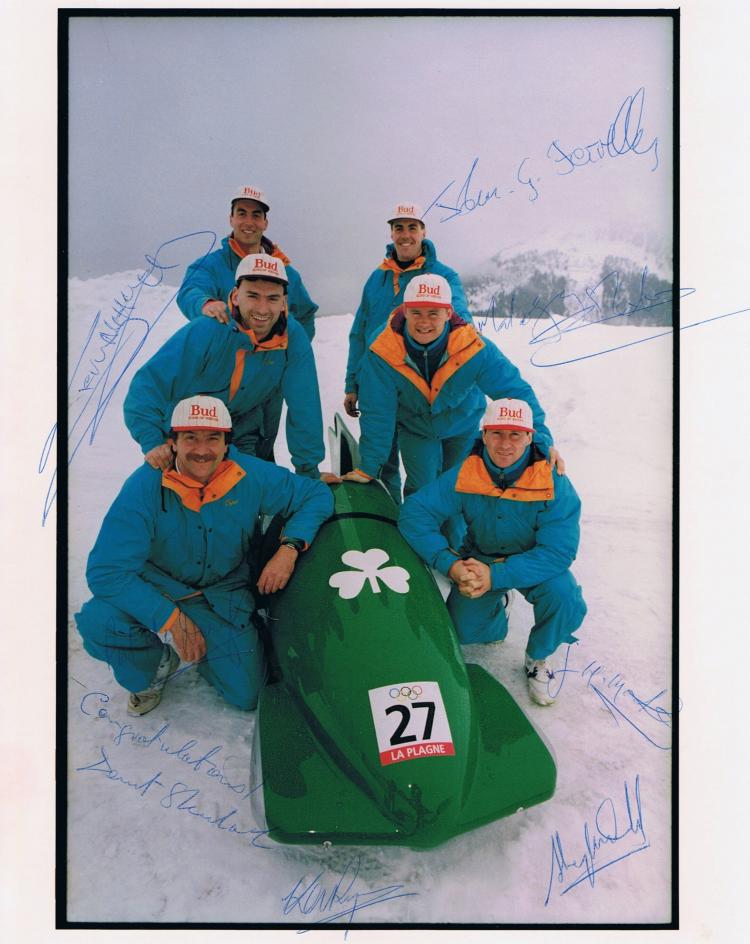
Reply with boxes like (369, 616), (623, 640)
(481, 398), (534, 433)
(404, 274), (452, 308)
(253, 257), (279, 274)
(171, 395), (232, 432)
(239, 186), (262, 200)
(190, 404), (218, 418)
(387, 201), (425, 224)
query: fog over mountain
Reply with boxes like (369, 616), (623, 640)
(463, 227), (674, 327)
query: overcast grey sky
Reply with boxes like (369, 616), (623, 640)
(68, 13), (673, 312)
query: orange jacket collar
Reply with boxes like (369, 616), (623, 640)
(378, 253), (426, 294)
(162, 460), (246, 512)
(369, 308), (485, 404)
(229, 236), (291, 266)
(455, 454), (554, 502)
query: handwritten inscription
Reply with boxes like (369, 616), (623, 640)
(76, 744), (272, 849)
(79, 689), (262, 801)
(39, 230), (218, 525)
(547, 646), (673, 751)
(545, 775), (648, 905)
(282, 856), (416, 935)
(425, 88), (659, 223)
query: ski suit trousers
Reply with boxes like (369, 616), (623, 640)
(399, 427), (477, 547)
(75, 595), (267, 710)
(447, 569), (587, 659)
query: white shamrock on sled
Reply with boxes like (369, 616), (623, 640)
(329, 549), (410, 600)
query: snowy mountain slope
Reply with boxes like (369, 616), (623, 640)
(65, 272), (673, 926)
(463, 230), (674, 327)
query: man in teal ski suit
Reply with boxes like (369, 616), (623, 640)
(125, 254), (332, 481)
(343, 274), (563, 512)
(177, 185), (317, 338)
(76, 395), (334, 716)
(343, 202), (472, 502)
(398, 398), (585, 706)
(177, 185), (318, 461)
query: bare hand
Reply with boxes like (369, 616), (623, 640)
(343, 392), (360, 417)
(202, 299), (230, 324)
(169, 611), (207, 663)
(144, 443), (173, 471)
(449, 558), (491, 598)
(319, 471), (342, 484)
(548, 446), (566, 475)
(257, 545), (298, 595)
(341, 470), (372, 484)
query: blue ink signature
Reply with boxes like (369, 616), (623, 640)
(475, 266), (690, 340)
(470, 265), (749, 369)
(529, 298), (748, 368)
(38, 231), (218, 525)
(547, 87), (659, 176)
(425, 88), (659, 223)
(79, 689), (262, 801)
(545, 646), (674, 751)
(282, 856), (416, 936)
(545, 775), (648, 905)
(423, 157), (511, 223)
(76, 744), (272, 848)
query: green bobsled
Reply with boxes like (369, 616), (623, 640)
(253, 417), (556, 849)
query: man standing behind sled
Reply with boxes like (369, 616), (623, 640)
(177, 185), (318, 461)
(75, 396), (333, 717)
(342, 274), (564, 508)
(343, 202), (472, 502)
(177, 184), (318, 339)
(125, 254), (333, 481)
(398, 398), (586, 706)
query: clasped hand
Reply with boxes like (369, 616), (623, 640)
(448, 558), (492, 598)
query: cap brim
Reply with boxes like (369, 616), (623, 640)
(403, 299), (452, 308)
(172, 424), (232, 432)
(482, 424), (534, 433)
(235, 274), (288, 286)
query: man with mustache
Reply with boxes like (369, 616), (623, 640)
(75, 395), (333, 716)
(125, 254), (335, 482)
(398, 398), (585, 707)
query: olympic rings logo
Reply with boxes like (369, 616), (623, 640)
(388, 684), (423, 701)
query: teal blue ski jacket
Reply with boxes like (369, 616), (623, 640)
(177, 235), (318, 340)
(123, 313), (324, 477)
(356, 309), (553, 480)
(345, 239), (471, 393)
(398, 443), (581, 592)
(85, 452), (334, 636)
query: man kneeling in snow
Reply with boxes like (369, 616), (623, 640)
(75, 395), (333, 717)
(398, 398), (586, 706)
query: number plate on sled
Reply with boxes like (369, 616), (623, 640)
(368, 681), (455, 766)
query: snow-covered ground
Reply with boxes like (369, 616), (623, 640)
(65, 272), (673, 926)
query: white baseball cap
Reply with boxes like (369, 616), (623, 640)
(235, 253), (288, 286)
(230, 185), (270, 212)
(171, 395), (232, 432)
(403, 273), (452, 308)
(387, 202), (424, 224)
(481, 398), (534, 433)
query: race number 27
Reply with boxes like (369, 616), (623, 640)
(368, 681), (455, 766)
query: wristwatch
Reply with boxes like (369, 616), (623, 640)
(280, 537), (305, 553)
